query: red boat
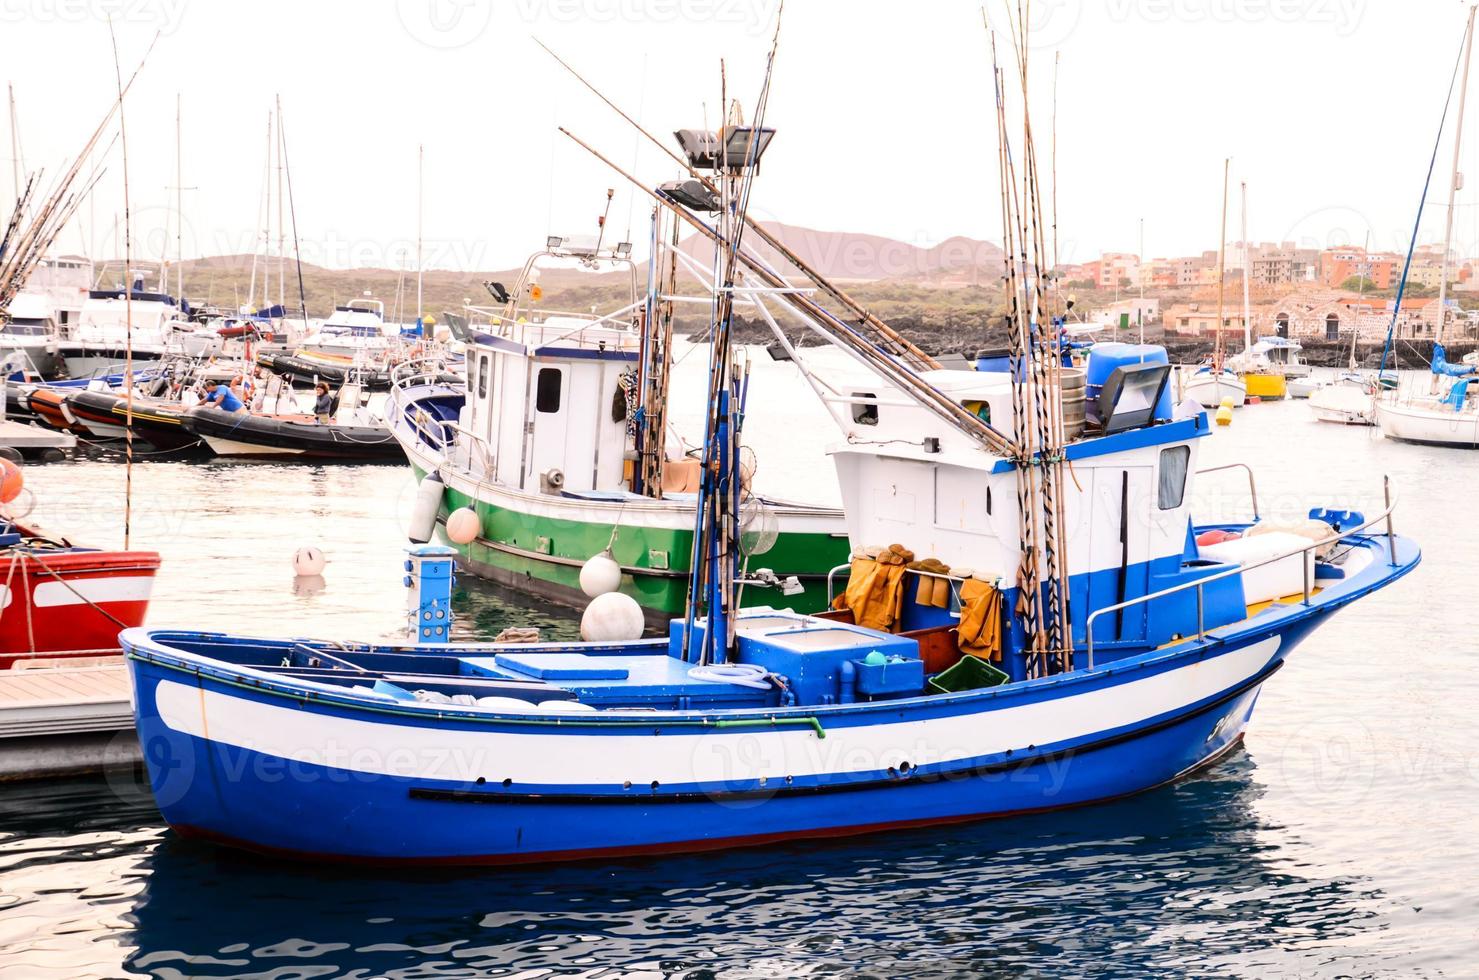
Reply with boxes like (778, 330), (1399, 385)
(0, 523), (161, 668)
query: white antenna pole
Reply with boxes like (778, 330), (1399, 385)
(1137, 216), (1145, 345)
(175, 92), (183, 297)
(1240, 180), (1252, 351)
(276, 95), (285, 309)
(416, 143), (424, 326)
(1436, 3), (1477, 346)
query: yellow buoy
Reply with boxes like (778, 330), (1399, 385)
(1215, 404), (1234, 427)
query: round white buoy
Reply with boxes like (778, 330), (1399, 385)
(292, 546), (327, 576)
(580, 591), (644, 642)
(579, 549), (622, 598)
(445, 506), (481, 544)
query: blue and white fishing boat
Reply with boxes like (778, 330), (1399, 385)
(124, 77), (1419, 866)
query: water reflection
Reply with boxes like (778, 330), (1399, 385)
(93, 751), (1386, 978)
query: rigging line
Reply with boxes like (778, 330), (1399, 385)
(107, 16), (135, 552)
(277, 96), (311, 335)
(1379, 10), (1472, 381)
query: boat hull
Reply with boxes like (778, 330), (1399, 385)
(125, 630), (1284, 865)
(184, 408), (405, 462)
(1241, 372), (1287, 400)
(0, 550), (160, 666)
(411, 461), (849, 623)
(1183, 373), (1247, 409)
(1376, 398), (1479, 447)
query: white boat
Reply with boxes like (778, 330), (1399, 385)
(1376, 380), (1479, 446)
(1183, 366), (1247, 408)
(1286, 375), (1319, 399)
(1375, 9), (1479, 447)
(1309, 373), (1376, 425)
(62, 270), (187, 378)
(0, 291), (65, 377)
(300, 297), (396, 358)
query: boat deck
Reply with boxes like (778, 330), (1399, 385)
(0, 661), (138, 780)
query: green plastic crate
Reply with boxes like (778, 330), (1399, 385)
(927, 654), (1010, 694)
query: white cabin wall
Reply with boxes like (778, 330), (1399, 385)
(833, 436), (1203, 584)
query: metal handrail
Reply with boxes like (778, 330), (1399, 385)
(1196, 462), (1260, 519)
(1083, 475), (1401, 668)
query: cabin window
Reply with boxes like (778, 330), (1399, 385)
(851, 392), (878, 426)
(477, 355), (489, 399)
(1158, 445), (1190, 510)
(535, 368), (563, 413)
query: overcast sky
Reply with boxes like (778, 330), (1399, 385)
(4, 0), (1476, 272)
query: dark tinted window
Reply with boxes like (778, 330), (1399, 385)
(1158, 446), (1190, 510)
(477, 355), (489, 399)
(536, 368), (562, 413)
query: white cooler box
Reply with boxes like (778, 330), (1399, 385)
(1198, 531), (1317, 605)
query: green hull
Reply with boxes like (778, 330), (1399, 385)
(414, 466), (849, 623)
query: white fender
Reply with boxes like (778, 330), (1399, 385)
(408, 472), (444, 544)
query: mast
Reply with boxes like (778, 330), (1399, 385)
(7, 84), (18, 205)
(1434, 3), (1476, 346)
(175, 92), (182, 298)
(248, 111), (268, 309)
(416, 143), (423, 327)
(1213, 159), (1230, 373)
(276, 99), (285, 309)
(1240, 180), (1252, 351)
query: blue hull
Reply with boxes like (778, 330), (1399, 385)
(128, 639), (1271, 864)
(124, 529), (1418, 865)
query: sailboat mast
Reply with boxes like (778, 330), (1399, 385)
(1435, 4), (1477, 345)
(1213, 158), (1230, 369)
(7, 84), (18, 205)
(175, 92), (182, 298)
(277, 97), (285, 309)
(415, 144), (423, 326)
(1240, 180), (1252, 351)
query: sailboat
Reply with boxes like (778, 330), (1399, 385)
(1376, 5), (1479, 447)
(124, 34), (1417, 865)
(1223, 182), (1287, 400)
(1183, 163), (1247, 408)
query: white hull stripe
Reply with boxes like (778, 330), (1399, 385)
(153, 637), (1279, 786)
(31, 576), (155, 608)
(202, 435), (307, 456)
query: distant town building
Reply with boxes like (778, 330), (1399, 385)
(1086, 252), (1141, 289)
(1319, 246), (1400, 289)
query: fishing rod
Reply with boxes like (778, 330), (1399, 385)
(555, 126), (1021, 458)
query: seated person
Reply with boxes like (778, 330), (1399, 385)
(201, 381), (246, 413)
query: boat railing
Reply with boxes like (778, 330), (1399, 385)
(464, 299), (643, 351)
(1196, 462), (1261, 519)
(1083, 475), (1400, 668)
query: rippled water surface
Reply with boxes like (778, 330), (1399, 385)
(0, 357), (1474, 978)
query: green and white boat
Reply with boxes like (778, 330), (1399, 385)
(388, 237), (849, 623)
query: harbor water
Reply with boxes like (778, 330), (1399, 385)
(0, 353), (1475, 978)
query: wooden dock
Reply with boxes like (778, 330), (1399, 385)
(0, 417), (75, 456)
(0, 660), (138, 780)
